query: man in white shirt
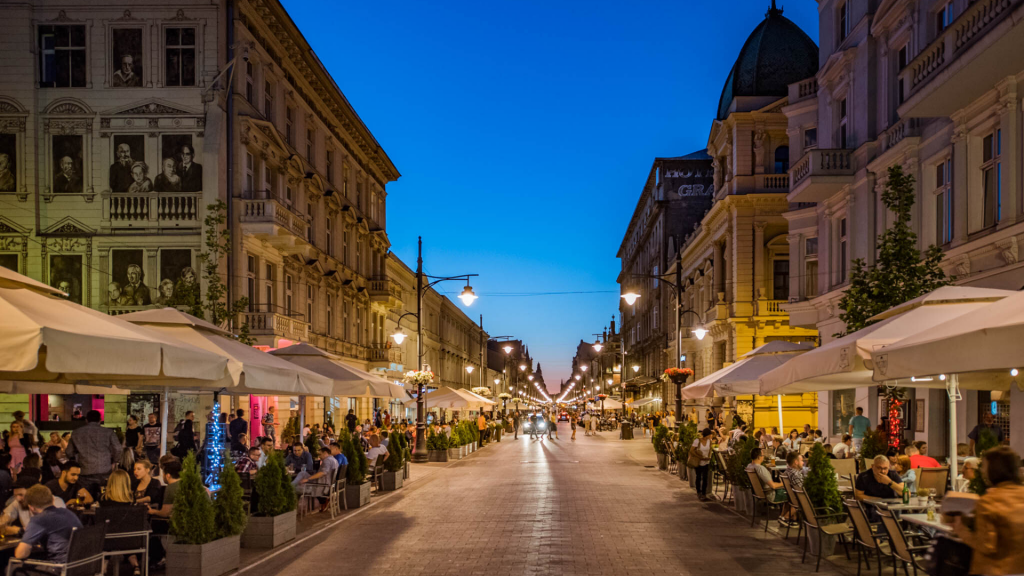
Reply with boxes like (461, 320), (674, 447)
(832, 434), (853, 459)
(365, 436), (389, 464)
(1, 478), (67, 535)
(664, 411), (677, 430)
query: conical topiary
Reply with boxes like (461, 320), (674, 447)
(340, 430), (366, 485)
(170, 452), (216, 545)
(254, 450), (296, 516)
(214, 458), (247, 537)
(805, 443), (843, 521)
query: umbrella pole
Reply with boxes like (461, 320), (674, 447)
(160, 386), (169, 457)
(948, 374), (959, 487)
(776, 395), (784, 435)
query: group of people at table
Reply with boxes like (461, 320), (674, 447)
(687, 409), (1024, 575)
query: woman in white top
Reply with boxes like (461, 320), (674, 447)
(690, 429), (715, 501)
(782, 429), (801, 452)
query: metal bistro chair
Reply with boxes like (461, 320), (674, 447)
(329, 463), (348, 518)
(6, 522), (107, 576)
(877, 508), (929, 576)
(664, 438), (677, 474)
(95, 504), (151, 576)
(845, 498), (890, 576)
(780, 475), (804, 543)
(299, 464), (337, 517)
(793, 488), (852, 573)
(370, 454), (386, 493)
(746, 469), (787, 533)
(916, 467), (949, 498)
(714, 451), (732, 503)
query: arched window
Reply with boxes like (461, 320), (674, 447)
(774, 146), (790, 174)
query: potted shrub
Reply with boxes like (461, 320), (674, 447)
(167, 453), (243, 576)
(804, 443), (845, 557)
(242, 451), (296, 549)
(653, 425), (670, 470)
(427, 429), (449, 462)
(448, 425), (463, 460)
(676, 422), (698, 483)
(381, 439), (404, 491)
(342, 431), (370, 508)
(727, 437), (756, 514)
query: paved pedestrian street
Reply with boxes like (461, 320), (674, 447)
(239, 423), (850, 576)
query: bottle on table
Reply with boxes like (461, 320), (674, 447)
(926, 494), (936, 522)
(902, 484), (910, 505)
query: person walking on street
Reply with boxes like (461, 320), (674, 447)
(262, 406), (277, 447)
(690, 428), (714, 501)
(547, 412), (554, 440)
(570, 413), (577, 440)
(513, 412), (520, 440)
(477, 413), (487, 446)
(64, 410), (120, 499)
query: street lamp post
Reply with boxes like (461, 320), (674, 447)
(393, 237), (478, 464)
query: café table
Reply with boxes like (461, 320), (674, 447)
(901, 513), (954, 534)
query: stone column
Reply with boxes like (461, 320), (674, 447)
(753, 221), (766, 304)
(712, 242), (724, 300)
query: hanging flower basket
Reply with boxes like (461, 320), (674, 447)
(403, 370), (434, 386)
(660, 367), (694, 385)
(471, 387), (492, 397)
(597, 394), (608, 400)
(497, 393), (512, 400)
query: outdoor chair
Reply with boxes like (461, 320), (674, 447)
(833, 458), (858, 482)
(329, 463), (348, 518)
(915, 467), (949, 498)
(370, 454), (386, 493)
(713, 451), (731, 503)
(6, 522), (107, 576)
(664, 439), (677, 474)
(793, 488), (852, 573)
(745, 470), (786, 533)
(877, 508), (928, 576)
(845, 498), (890, 576)
(780, 475), (803, 543)
(299, 465), (337, 517)
(95, 504), (150, 576)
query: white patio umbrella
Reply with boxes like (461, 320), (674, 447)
(869, 289), (1024, 483)
(270, 343), (405, 399)
(759, 286), (1015, 395)
(404, 386), (490, 410)
(0, 267), (229, 386)
(118, 308), (332, 396)
(628, 398), (660, 408)
(683, 341), (814, 399)
(589, 398), (623, 410)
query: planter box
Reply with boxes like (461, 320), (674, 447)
(687, 467), (697, 488)
(241, 511), (295, 549)
(461, 445), (468, 458)
(734, 489), (753, 515)
(448, 447), (462, 460)
(166, 535), (240, 576)
(428, 450), (448, 463)
(344, 481), (371, 509)
(656, 453), (669, 470)
(381, 470), (403, 491)
(403, 461), (410, 480)
(807, 530), (838, 558)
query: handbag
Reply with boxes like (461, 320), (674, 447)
(686, 444), (703, 469)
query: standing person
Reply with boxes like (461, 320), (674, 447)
(848, 407), (871, 454)
(690, 429), (714, 501)
(11, 412), (37, 444)
(512, 412), (520, 440)
(262, 406), (277, 447)
(4, 422), (34, 473)
(229, 409), (248, 454)
(546, 412), (555, 440)
(665, 411), (677, 431)
(345, 409), (358, 434)
(968, 412), (1005, 456)
(64, 410), (120, 499)
(952, 447), (1024, 575)
(124, 415), (143, 456)
(176, 411), (197, 455)
(570, 413), (578, 441)
(142, 413), (161, 465)
(477, 413), (487, 445)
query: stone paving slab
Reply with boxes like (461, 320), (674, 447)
(235, 425), (854, 576)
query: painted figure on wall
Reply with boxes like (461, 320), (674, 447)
(153, 158), (181, 192)
(110, 250), (150, 306)
(161, 135), (202, 192)
(178, 145), (202, 192)
(111, 29), (143, 88)
(0, 134), (16, 192)
(157, 250), (195, 306)
(50, 255), (82, 304)
(128, 161), (152, 193)
(52, 135), (83, 194)
(109, 136), (143, 192)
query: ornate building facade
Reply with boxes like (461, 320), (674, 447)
(783, 0), (1024, 448)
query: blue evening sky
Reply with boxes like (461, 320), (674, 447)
(281, 0), (819, 391)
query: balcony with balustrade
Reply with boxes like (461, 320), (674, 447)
(756, 299), (788, 316)
(368, 345), (403, 370)
(241, 306), (310, 346)
(235, 190), (312, 256)
(368, 276), (403, 310)
(101, 192), (202, 231)
(788, 149), (855, 204)
(898, 0), (1024, 117)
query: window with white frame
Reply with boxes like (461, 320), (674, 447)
(836, 217), (849, 285)
(245, 152), (254, 193)
(285, 274), (293, 314)
(39, 25), (87, 88)
(165, 28), (196, 87)
(805, 237), (818, 298)
(838, 98), (849, 149)
(982, 130), (1002, 229)
(838, 1), (851, 43)
(264, 80), (273, 122)
(245, 61), (253, 104)
(935, 158), (954, 244)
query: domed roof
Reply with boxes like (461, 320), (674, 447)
(717, 2), (819, 120)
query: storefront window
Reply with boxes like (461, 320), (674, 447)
(832, 389), (856, 436)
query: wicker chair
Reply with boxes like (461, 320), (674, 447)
(793, 488), (852, 572)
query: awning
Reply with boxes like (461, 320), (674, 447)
(118, 308), (332, 396)
(628, 398), (661, 407)
(682, 341), (813, 399)
(589, 398), (623, 409)
(270, 343), (404, 398)
(759, 286), (1015, 395)
(403, 386), (492, 410)
(0, 268), (229, 386)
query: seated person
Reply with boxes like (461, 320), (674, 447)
(822, 444), (836, 459)
(907, 441), (940, 468)
(44, 460), (93, 508)
(856, 455), (905, 521)
(284, 443), (314, 473)
(132, 460), (162, 508)
(257, 437), (273, 469)
(148, 459), (182, 520)
(1, 477), (67, 536)
(896, 455), (916, 494)
(380, 431), (390, 449)
(955, 457), (981, 492)
(781, 452), (806, 490)
(832, 435), (853, 459)
(813, 430), (824, 444)
(745, 448), (791, 522)
(293, 447), (338, 507)
(12, 485), (82, 567)
(329, 442), (348, 468)
(235, 447), (261, 477)
(365, 436), (388, 464)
